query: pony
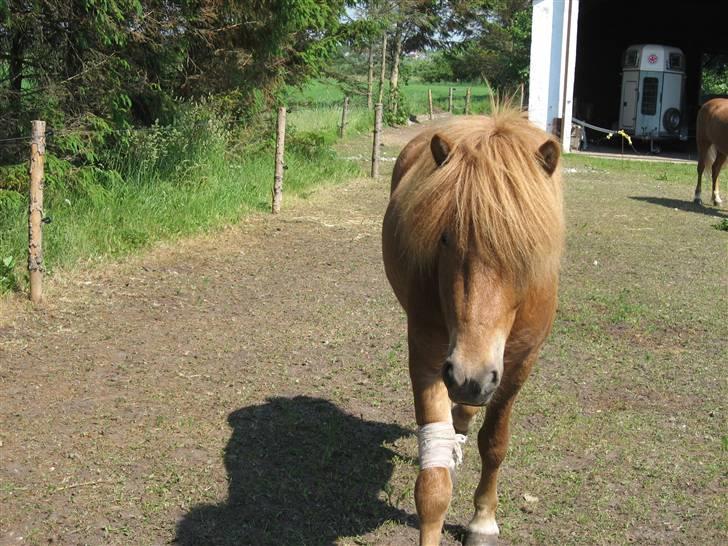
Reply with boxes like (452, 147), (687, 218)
(382, 109), (564, 546)
(693, 98), (728, 206)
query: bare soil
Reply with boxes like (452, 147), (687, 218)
(1, 121), (726, 546)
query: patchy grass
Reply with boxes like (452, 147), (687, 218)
(564, 153), (697, 182)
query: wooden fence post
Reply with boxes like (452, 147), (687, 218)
(28, 120), (46, 304)
(371, 103), (383, 178)
(428, 89), (433, 120)
(465, 87), (472, 115)
(520, 82), (525, 110)
(448, 87), (454, 113)
(271, 107), (286, 214)
(339, 96), (349, 138)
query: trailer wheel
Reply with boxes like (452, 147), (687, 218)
(663, 108), (681, 133)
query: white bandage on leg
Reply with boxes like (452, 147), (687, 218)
(418, 422), (468, 471)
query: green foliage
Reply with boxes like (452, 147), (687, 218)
(701, 56), (728, 96)
(384, 87), (411, 126)
(0, 0), (349, 154)
(713, 219), (728, 232)
(410, 53), (455, 83)
(440, 0), (532, 89)
(0, 255), (19, 293)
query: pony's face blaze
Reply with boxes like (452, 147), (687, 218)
(437, 238), (518, 406)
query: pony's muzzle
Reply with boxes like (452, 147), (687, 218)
(442, 360), (500, 406)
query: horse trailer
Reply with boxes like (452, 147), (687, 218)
(619, 44), (688, 150)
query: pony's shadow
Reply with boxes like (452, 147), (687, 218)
(175, 396), (412, 545)
(629, 196), (728, 218)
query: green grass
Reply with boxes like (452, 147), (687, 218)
(288, 105), (373, 140)
(286, 78), (494, 116)
(401, 81), (493, 115)
(564, 153), (696, 182)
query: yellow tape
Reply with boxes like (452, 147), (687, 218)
(606, 129), (633, 146)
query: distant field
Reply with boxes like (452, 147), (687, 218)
(285, 78), (495, 116)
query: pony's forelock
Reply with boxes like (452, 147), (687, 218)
(393, 110), (564, 286)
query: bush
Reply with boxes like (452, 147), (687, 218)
(417, 53), (455, 83)
(384, 88), (412, 126)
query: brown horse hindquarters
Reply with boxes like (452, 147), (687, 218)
(694, 98), (728, 205)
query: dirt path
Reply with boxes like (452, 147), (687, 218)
(1, 122), (726, 546)
(0, 123), (438, 546)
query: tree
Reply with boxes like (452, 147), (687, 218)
(0, 0), (348, 146)
(440, 0), (532, 89)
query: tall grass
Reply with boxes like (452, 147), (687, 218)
(0, 105), (360, 291)
(288, 106), (373, 140)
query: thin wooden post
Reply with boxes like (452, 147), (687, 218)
(520, 82), (525, 110)
(28, 120), (46, 304)
(271, 107), (286, 214)
(339, 96), (349, 138)
(448, 87), (454, 113)
(371, 103), (383, 178)
(465, 87), (472, 115)
(428, 89), (433, 120)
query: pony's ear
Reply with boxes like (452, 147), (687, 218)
(431, 134), (452, 167)
(537, 139), (560, 176)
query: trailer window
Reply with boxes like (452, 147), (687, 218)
(624, 50), (639, 68)
(668, 53), (683, 70)
(641, 78), (659, 115)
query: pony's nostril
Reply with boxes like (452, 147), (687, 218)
(442, 361), (456, 388)
(490, 370), (499, 384)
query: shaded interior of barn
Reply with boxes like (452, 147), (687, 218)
(572, 0), (728, 151)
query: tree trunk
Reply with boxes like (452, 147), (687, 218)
(389, 26), (403, 116)
(367, 44), (374, 110)
(377, 33), (388, 105)
(8, 33), (24, 119)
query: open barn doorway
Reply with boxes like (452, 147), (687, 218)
(569, 0), (728, 160)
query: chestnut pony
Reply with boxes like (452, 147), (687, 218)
(382, 110), (564, 546)
(693, 98), (728, 206)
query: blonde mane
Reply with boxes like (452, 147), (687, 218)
(393, 109), (564, 286)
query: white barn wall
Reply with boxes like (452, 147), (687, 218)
(560, 0), (579, 152)
(528, 0), (579, 151)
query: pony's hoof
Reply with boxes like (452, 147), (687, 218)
(713, 198), (723, 206)
(693, 196), (703, 205)
(464, 532), (499, 546)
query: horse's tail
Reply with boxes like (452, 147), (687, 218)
(701, 144), (717, 174)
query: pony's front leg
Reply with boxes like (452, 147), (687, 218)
(463, 396), (516, 546)
(465, 347), (538, 546)
(452, 404), (481, 435)
(408, 325), (454, 546)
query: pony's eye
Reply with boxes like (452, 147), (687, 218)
(440, 233), (449, 246)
